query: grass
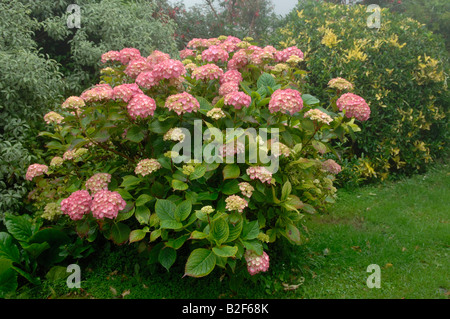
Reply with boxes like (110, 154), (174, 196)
(28, 163), (449, 299)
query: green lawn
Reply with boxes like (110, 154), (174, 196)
(29, 163), (449, 299)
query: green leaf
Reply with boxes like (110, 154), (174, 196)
(165, 234), (189, 250)
(28, 228), (70, 266)
(281, 181), (292, 201)
(120, 175), (141, 190)
(110, 222), (131, 245)
(160, 220), (183, 230)
(196, 96), (213, 111)
(172, 179), (189, 191)
(135, 194), (153, 207)
(0, 259), (17, 298)
(212, 245), (238, 258)
(135, 205), (150, 225)
(223, 164), (240, 180)
(210, 217), (229, 246)
(312, 140), (327, 154)
(190, 164), (207, 180)
(45, 266), (69, 282)
(190, 230), (209, 240)
(241, 220), (259, 240)
(184, 248), (216, 278)
(222, 179), (240, 195)
(149, 229), (161, 242)
(155, 199), (176, 221)
(257, 72), (276, 89)
(302, 94), (320, 106)
(115, 206), (135, 222)
(129, 229), (147, 243)
(242, 240), (263, 255)
(285, 224), (302, 245)
(158, 247), (176, 271)
(174, 200), (192, 222)
(4, 214), (33, 243)
(126, 125), (145, 143)
(22, 242), (50, 260)
(0, 232), (20, 263)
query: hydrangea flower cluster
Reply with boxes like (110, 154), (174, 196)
(328, 77), (353, 91)
(227, 49), (250, 70)
(147, 50), (170, 66)
(164, 92), (200, 115)
(135, 71), (159, 90)
(225, 195), (248, 213)
(336, 93), (371, 121)
(44, 111), (64, 125)
(118, 48), (141, 65)
(101, 50), (122, 64)
(61, 190), (92, 221)
(201, 45), (229, 63)
(179, 49), (195, 60)
(244, 250), (270, 276)
(220, 70), (243, 84)
(219, 81), (239, 96)
(62, 96), (85, 110)
(239, 182), (254, 198)
(63, 148), (88, 161)
(274, 46), (304, 62)
(269, 89), (303, 115)
(224, 91), (251, 109)
(219, 141), (245, 157)
(246, 166), (272, 184)
(91, 190), (127, 220)
(41, 202), (61, 221)
(25, 164), (48, 181)
(192, 64), (224, 81)
(322, 159), (342, 175)
(200, 205), (215, 215)
(81, 84), (114, 103)
(206, 108), (226, 120)
(271, 141), (291, 157)
(85, 173), (112, 194)
(152, 59), (186, 80)
(163, 127), (185, 142)
(124, 58), (153, 78)
(113, 83), (143, 103)
(50, 156), (64, 167)
(135, 158), (162, 176)
(304, 109), (333, 125)
(127, 94), (156, 119)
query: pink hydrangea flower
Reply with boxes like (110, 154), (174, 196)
(44, 111), (64, 125)
(220, 70), (243, 85)
(85, 173), (112, 194)
(119, 48), (141, 65)
(336, 93), (371, 121)
(127, 94), (156, 119)
(62, 96), (85, 110)
(225, 195), (248, 213)
(322, 159), (342, 174)
(179, 49), (195, 60)
(274, 46), (304, 62)
(304, 109), (333, 125)
(91, 190), (126, 220)
(25, 164), (48, 181)
(61, 190), (92, 221)
(187, 38), (209, 49)
(135, 158), (161, 176)
(201, 45), (229, 63)
(192, 64), (224, 81)
(147, 50), (171, 66)
(328, 77), (353, 91)
(101, 50), (122, 64)
(165, 92), (200, 115)
(135, 71), (159, 90)
(113, 83), (143, 102)
(239, 182), (254, 198)
(219, 40), (238, 53)
(245, 250), (270, 276)
(124, 58), (153, 78)
(80, 84), (114, 103)
(268, 89), (303, 115)
(224, 91), (251, 109)
(227, 49), (249, 70)
(250, 46), (275, 65)
(219, 81), (239, 96)
(246, 166), (272, 184)
(152, 59), (186, 80)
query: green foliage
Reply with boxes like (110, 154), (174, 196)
(27, 36), (365, 281)
(275, 1), (449, 183)
(0, 0), (65, 218)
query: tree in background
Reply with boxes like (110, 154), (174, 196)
(155, 0), (281, 49)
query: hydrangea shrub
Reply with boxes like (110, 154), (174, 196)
(27, 36), (368, 278)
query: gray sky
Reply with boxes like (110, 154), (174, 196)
(175, 0), (298, 16)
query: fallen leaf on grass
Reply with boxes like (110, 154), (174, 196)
(121, 290), (131, 298)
